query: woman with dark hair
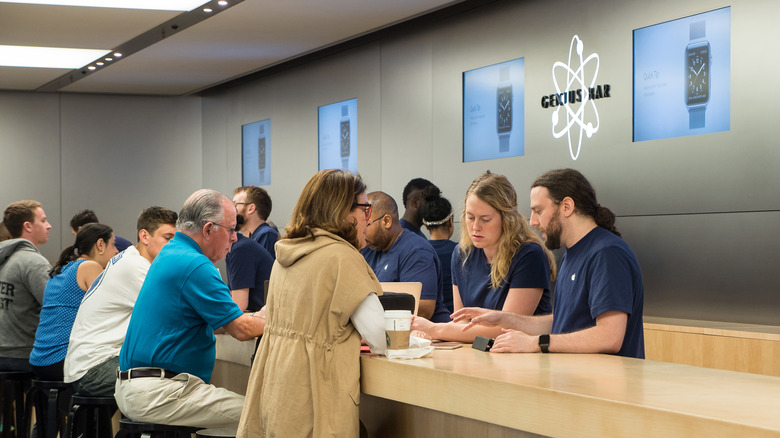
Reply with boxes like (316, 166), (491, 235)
(419, 186), (458, 313)
(29, 223), (117, 380)
(412, 171), (556, 342)
(238, 169), (386, 438)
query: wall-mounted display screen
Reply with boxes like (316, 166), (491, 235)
(463, 58), (525, 162)
(242, 118), (271, 186)
(318, 98), (357, 172)
(633, 7), (730, 142)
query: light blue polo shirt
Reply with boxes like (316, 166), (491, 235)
(119, 232), (243, 383)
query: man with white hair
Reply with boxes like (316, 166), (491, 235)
(116, 189), (266, 429)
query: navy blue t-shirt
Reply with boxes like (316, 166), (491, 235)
(429, 239), (457, 313)
(226, 233), (274, 311)
(361, 230), (450, 322)
(452, 242), (551, 314)
(114, 235), (132, 253)
(251, 223), (279, 260)
(399, 219), (425, 239)
(552, 227), (645, 359)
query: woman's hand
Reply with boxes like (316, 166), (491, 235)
(410, 316), (436, 339)
(451, 307), (507, 331)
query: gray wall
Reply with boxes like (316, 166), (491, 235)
(0, 91), (202, 262)
(1, 0), (777, 324)
(201, 0), (780, 324)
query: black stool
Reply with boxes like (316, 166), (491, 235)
(67, 395), (116, 438)
(0, 371), (32, 438)
(195, 426), (236, 438)
(116, 418), (201, 438)
(24, 380), (72, 438)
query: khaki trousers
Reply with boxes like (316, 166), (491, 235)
(115, 371), (244, 429)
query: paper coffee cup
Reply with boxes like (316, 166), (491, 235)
(384, 310), (412, 350)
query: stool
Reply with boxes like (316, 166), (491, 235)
(67, 395), (116, 438)
(0, 371), (32, 438)
(195, 426), (236, 438)
(116, 418), (202, 438)
(24, 380), (72, 438)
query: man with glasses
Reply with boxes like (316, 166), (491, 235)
(361, 191), (450, 322)
(232, 186), (277, 259)
(116, 189), (266, 429)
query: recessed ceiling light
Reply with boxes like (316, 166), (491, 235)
(0, 0), (210, 11)
(203, 7), (212, 12)
(218, 1), (227, 5)
(114, 52), (123, 58)
(96, 61), (104, 66)
(105, 57), (113, 61)
(0, 45), (110, 69)
(87, 65), (96, 70)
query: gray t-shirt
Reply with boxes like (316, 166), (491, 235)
(0, 238), (51, 359)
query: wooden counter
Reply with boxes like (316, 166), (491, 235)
(644, 316), (780, 377)
(213, 334), (780, 437)
(359, 347), (780, 438)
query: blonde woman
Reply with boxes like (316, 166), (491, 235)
(411, 171), (556, 342)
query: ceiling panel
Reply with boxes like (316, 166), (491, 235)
(1, 0), (462, 95)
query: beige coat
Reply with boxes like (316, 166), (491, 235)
(237, 229), (383, 438)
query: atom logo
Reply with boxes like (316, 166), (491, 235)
(551, 35), (601, 160)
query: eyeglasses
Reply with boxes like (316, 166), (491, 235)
(369, 215), (385, 226)
(211, 222), (238, 234)
(353, 203), (373, 221)
(233, 202), (248, 206)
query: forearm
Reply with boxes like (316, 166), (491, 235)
(417, 299), (435, 319)
(230, 288), (249, 312)
(224, 311), (265, 341)
(503, 313), (553, 335)
(547, 312), (626, 354)
(429, 322), (506, 343)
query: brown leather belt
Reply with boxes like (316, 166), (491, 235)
(117, 368), (179, 381)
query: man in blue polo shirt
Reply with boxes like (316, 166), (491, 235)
(453, 169), (644, 359)
(361, 191), (450, 323)
(116, 189), (266, 429)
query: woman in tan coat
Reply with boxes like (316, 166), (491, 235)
(237, 169), (386, 437)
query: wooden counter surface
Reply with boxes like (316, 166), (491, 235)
(359, 347), (780, 438)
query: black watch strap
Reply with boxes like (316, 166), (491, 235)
(538, 334), (550, 353)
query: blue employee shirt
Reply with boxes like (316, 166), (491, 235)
(399, 219), (425, 238)
(29, 260), (86, 366)
(251, 223), (279, 260)
(226, 233), (274, 311)
(119, 232), (244, 382)
(429, 239), (458, 313)
(114, 235), (133, 253)
(452, 243), (551, 314)
(361, 230), (450, 322)
(552, 227), (645, 359)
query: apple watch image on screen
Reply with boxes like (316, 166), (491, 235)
(685, 20), (711, 129)
(340, 105), (350, 170)
(496, 66), (512, 153)
(257, 124), (266, 183)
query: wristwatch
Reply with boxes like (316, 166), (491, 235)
(538, 334), (550, 353)
(496, 66), (512, 153)
(340, 105), (351, 169)
(257, 124), (266, 183)
(685, 20), (710, 129)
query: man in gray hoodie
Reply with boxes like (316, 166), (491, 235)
(0, 200), (52, 371)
